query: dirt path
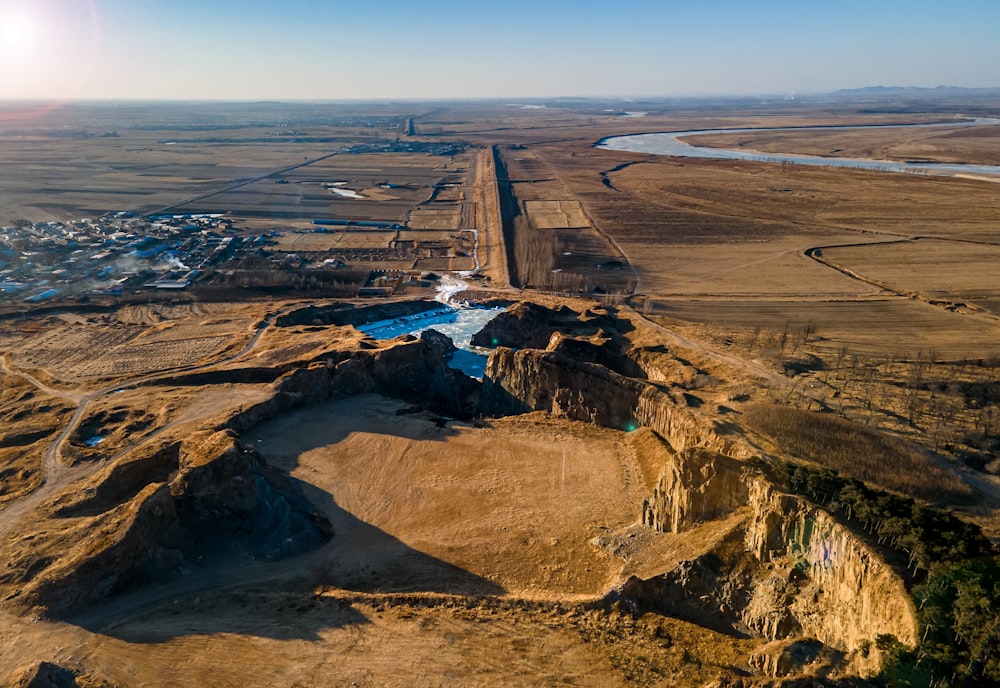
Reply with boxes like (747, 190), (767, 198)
(474, 146), (509, 287)
(0, 355), (85, 404)
(0, 307), (285, 539)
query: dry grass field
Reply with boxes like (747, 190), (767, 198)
(494, 146), (635, 294)
(0, 130), (353, 225)
(0, 376), (72, 506)
(273, 230), (396, 251)
(649, 299), (1000, 359)
(0, 594), (758, 687)
(170, 151), (472, 224)
(821, 239), (1000, 298)
(0, 302), (263, 386)
(525, 137), (1000, 361)
(7, 319), (245, 384)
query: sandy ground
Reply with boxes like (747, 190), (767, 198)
(0, 392), (759, 687)
(1, 589), (760, 687)
(252, 395), (649, 596)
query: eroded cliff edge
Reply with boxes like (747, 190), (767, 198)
(0, 326), (477, 618)
(625, 443), (919, 676)
(0, 297), (979, 681)
(476, 302), (923, 676)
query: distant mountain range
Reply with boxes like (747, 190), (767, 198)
(832, 85), (1000, 98)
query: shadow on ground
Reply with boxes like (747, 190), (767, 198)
(65, 476), (504, 643)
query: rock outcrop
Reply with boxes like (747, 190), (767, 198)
(274, 299), (439, 328)
(641, 447), (748, 533)
(228, 334), (478, 432)
(481, 346), (746, 457)
(3, 330), (475, 617)
(8, 432), (332, 617)
(170, 430), (332, 562)
(471, 301), (585, 350)
(620, 446), (918, 677)
(473, 302), (919, 676)
(748, 639), (832, 678)
(9, 661), (81, 688)
(420, 327), (458, 360)
(743, 475), (918, 658)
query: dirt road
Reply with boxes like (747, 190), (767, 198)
(0, 307), (282, 539)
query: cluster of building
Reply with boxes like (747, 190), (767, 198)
(0, 213), (263, 303)
(1, 204), (473, 304)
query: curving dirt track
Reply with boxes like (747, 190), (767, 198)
(0, 306), (285, 540)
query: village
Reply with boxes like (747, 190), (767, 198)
(0, 210), (475, 306)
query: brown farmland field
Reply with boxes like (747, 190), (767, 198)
(821, 239), (1000, 298)
(526, 137), (1000, 361)
(171, 152), (473, 224)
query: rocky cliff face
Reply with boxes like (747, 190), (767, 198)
(481, 346), (644, 429)
(170, 431), (333, 562)
(481, 346), (746, 457)
(470, 301), (588, 350)
(228, 334), (478, 432)
(3, 331), (474, 618)
(742, 475), (918, 658)
(641, 447), (748, 533)
(11, 430), (332, 617)
(621, 446), (918, 676)
(477, 301), (918, 676)
(274, 299), (439, 328)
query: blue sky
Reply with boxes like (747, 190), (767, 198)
(2, 0), (998, 100)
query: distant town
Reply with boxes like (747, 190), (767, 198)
(0, 210), (482, 307)
(0, 212), (266, 302)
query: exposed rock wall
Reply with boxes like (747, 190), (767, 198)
(470, 301), (626, 352)
(641, 448), (748, 533)
(7, 333), (473, 617)
(633, 388), (748, 457)
(621, 447), (918, 675)
(478, 301), (920, 672)
(743, 475), (919, 654)
(481, 347), (746, 456)
(228, 335), (478, 432)
(171, 431), (333, 561)
(274, 299), (438, 328)
(15, 432), (332, 617)
(481, 347), (642, 429)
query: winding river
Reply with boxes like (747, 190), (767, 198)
(597, 118), (1000, 178)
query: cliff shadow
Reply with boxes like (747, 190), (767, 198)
(299, 480), (507, 598)
(67, 476), (504, 643)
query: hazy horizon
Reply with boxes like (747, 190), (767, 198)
(4, 85), (1000, 107)
(1, 0), (998, 101)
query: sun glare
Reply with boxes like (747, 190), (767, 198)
(1, 11), (37, 52)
